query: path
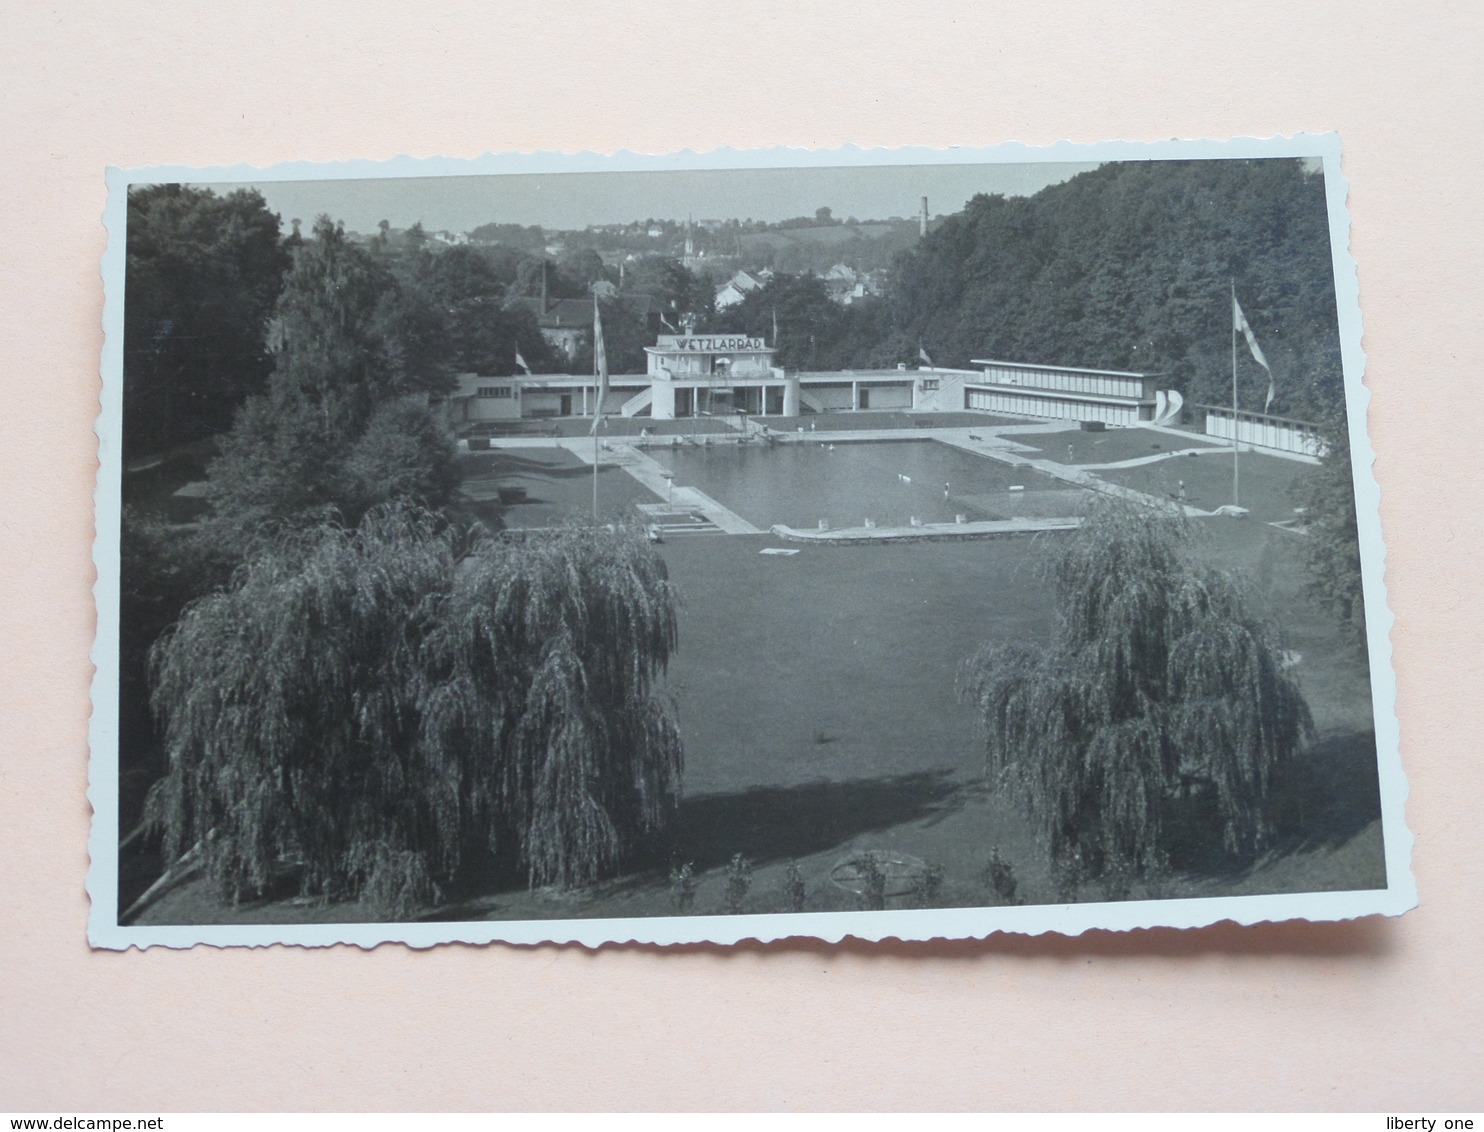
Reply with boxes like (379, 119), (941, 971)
(771, 516), (1082, 544)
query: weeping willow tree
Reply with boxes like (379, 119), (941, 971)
(146, 506), (682, 915)
(959, 505), (1311, 893)
(419, 525), (682, 890)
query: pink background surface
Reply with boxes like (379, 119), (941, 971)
(2, 0), (1481, 1110)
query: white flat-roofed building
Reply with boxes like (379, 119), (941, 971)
(645, 332), (788, 419)
(792, 366), (974, 413)
(447, 337), (1184, 430)
(449, 371), (650, 424)
(965, 359), (1162, 425)
(1200, 404), (1326, 458)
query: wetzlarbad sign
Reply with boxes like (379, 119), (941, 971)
(656, 335), (767, 352)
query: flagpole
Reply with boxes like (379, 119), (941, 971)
(592, 348), (599, 523)
(1231, 280), (1240, 508)
(590, 295), (606, 523)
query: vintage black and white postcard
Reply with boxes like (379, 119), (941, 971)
(89, 136), (1413, 948)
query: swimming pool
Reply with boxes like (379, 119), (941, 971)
(648, 439), (1075, 530)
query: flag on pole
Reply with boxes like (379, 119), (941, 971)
(515, 350), (531, 375)
(918, 343), (934, 367)
(772, 307), (779, 346)
(590, 297), (609, 436)
(1232, 293), (1275, 412)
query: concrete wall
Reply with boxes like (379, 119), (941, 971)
(651, 383), (675, 419)
(860, 382), (912, 409)
(465, 395), (521, 422)
(912, 370), (969, 412)
(522, 390), (567, 416)
(1204, 407), (1326, 457)
(808, 383), (855, 410)
(782, 373), (800, 417)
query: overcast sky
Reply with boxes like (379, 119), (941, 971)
(204, 162), (1102, 233)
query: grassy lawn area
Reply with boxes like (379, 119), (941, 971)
(1096, 448), (1314, 523)
(452, 446), (662, 529)
(127, 420), (1381, 927)
(137, 499), (1385, 926)
(1014, 425), (1226, 465)
(532, 416), (737, 439)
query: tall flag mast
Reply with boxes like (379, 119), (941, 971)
(1230, 284), (1275, 507)
(591, 296), (609, 521)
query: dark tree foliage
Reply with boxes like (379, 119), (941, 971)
(959, 506), (1312, 892)
(709, 274), (904, 370)
(623, 256), (714, 325)
(146, 508), (683, 913)
(559, 246), (612, 291)
(570, 296), (651, 375)
(205, 218), (457, 544)
(1293, 409), (1365, 632)
(117, 506), (239, 830)
(891, 159), (1343, 420)
(344, 398), (460, 516)
(508, 254), (588, 303)
(403, 244), (559, 375)
(123, 184), (291, 458)
(467, 221), (547, 251)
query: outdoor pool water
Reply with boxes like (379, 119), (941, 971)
(650, 439), (1073, 529)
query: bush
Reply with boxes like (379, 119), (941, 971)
(782, 860), (807, 913)
(146, 506), (682, 914)
(724, 853), (752, 914)
(959, 504), (1311, 889)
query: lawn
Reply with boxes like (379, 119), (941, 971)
(127, 419), (1381, 926)
(525, 416), (737, 439)
(1013, 425), (1225, 465)
(1095, 447), (1313, 523)
(136, 496), (1386, 926)
(452, 446), (660, 529)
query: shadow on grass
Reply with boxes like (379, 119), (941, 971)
(1162, 729), (1383, 878)
(461, 452), (589, 476)
(660, 769), (966, 873)
(427, 769), (967, 919)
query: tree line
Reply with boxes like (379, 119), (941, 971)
(714, 159), (1343, 422)
(126, 159), (1344, 452)
(120, 190), (684, 917)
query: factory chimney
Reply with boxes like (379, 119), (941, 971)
(919, 196), (929, 237)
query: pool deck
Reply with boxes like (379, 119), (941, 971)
(771, 516), (1083, 544)
(470, 420), (1259, 535)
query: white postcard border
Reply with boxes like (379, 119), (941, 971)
(89, 133), (1414, 949)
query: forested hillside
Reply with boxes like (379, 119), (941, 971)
(889, 159), (1343, 419)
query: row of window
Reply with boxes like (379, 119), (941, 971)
(1204, 413), (1324, 456)
(965, 388), (1141, 424)
(980, 367), (1148, 399)
(477, 386), (513, 398)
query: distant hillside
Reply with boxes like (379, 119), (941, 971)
(890, 159), (1342, 419)
(739, 221), (898, 252)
